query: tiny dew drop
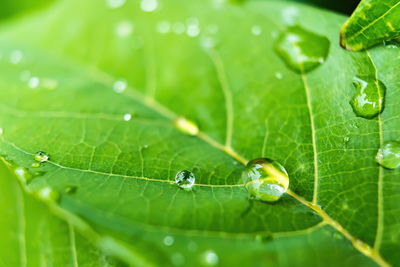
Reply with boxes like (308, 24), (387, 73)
(31, 162), (41, 168)
(350, 76), (386, 119)
(175, 170), (195, 189)
(242, 158), (289, 202)
(35, 187), (60, 202)
(163, 235), (174, 246)
(113, 79), (127, 93)
(376, 141), (400, 169)
(203, 250), (218, 266)
(274, 26), (330, 73)
(174, 116), (199, 135)
(34, 151), (49, 163)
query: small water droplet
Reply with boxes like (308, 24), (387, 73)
(275, 72), (283, 79)
(14, 167), (32, 184)
(350, 76), (386, 119)
(65, 185), (78, 194)
(203, 250), (218, 266)
(116, 21), (134, 37)
(242, 158), (289, 202)
(28, 76), (40, 89)
(10, 50), (23, 64)
(275, 26), (330, 73)
(186, 18), (200, 37)
(174, 116), (199, 135)
(157, 21), (171, 34)
(175, 170), (195, 189)
(172, 22), (185, 34)
(113, 79), (127, 93)
(123, 113), (132, 121)
(143, 144), (149, 149)
(171, 252), (185, 266)
(35, 187), (60, 202)
(343, 136), (350, 143)
(163, 235), (174, 246)
(251, 25), (262, 36)
(34, 151), (49, 163)
(376, 141), (400, 169)
(106, 0), (126, 8)
(31, 162), (41, 168)
(140, 0), (158, 12)
(0, 128), (3, 135)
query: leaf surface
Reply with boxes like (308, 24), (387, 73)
(0, 0), (399, 266)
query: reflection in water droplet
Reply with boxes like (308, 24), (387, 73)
(175, 170), (195, 189)
(203, 250), (219, 266)
(113, 79), (127, 93)
(275, 26), (330, 73)
(157, 21), (171, 34)
(174, 116), (199, 135)
(115, 21), (134, 38)
(251, 25), (262, 36)
(36, 187), (60, 202)
(350, 76), (386, 119)
(140, 0), (158, 12)
(34, 151), (49, 163)
(123, 113), (132, 121)
(10, 50), (23, 64)
(65, 185), (78, 194)
(163, 235), (174, 246)
(242, 158), (289, 202)
(28, 77), (40, 89)
(376, 141), (400, 169)
(106, 0), (125, 8)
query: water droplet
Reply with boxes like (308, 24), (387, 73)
(10, 50), (23, 64)
(163, 235), (174, 246)
(140, 0), (158, 12)
(275, 26), (330, 73)
(376, 141), (400, 169)
(115, 21), (134, 38)
(186, 19), (200, 38)
(242, 158), (289, 202)
(203, 250), (218, 266)
(32, 162), (41, 168)
(275, 72), (283, 79)
(157, 21), (171, 34)
(106, 0), (125, 8)
(174, 116), (199, 135)
(343, 136), (350, 143)
(34, 151), (49, 163)
(65, 185), (78, 194)
(123, 113), (132, 121)
(350, 76), (386, 119)
(171, 252), (185, 266)
(172, 22), (185, 34)
(251, 25), (262, 36)
(113, 79), (127, 93)
(175, 170), (195, 189)
(0, 128), (3, 135)
(14, 167), (32, 184)
(28, 76), (40, 89)
(35, 187), (60, 202)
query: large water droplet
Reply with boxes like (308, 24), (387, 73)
(175, 170), (195, 189)
(376, 141), (400, 169)
(350, 76), (386, 119)
(174, 116), (199, 135)
(35, 187), (60, 202)
(34, 151), (49, 163)
(242, 158), (289, 202)
(275, 26), (330, 73)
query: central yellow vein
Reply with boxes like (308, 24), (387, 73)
(15, 182), (27, 267)
(68, 223), (79, 267)
(367, 51), (385, 252)
(346, 1), (400, 42)
(300, 71), (319, 204)
(208, 49), (234, 148)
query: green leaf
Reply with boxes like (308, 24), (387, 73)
(0, 0), (55, 21)
(0, 0), (399, 266)
(0, 160), (126, 267)
(340, 0), (400, 51)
